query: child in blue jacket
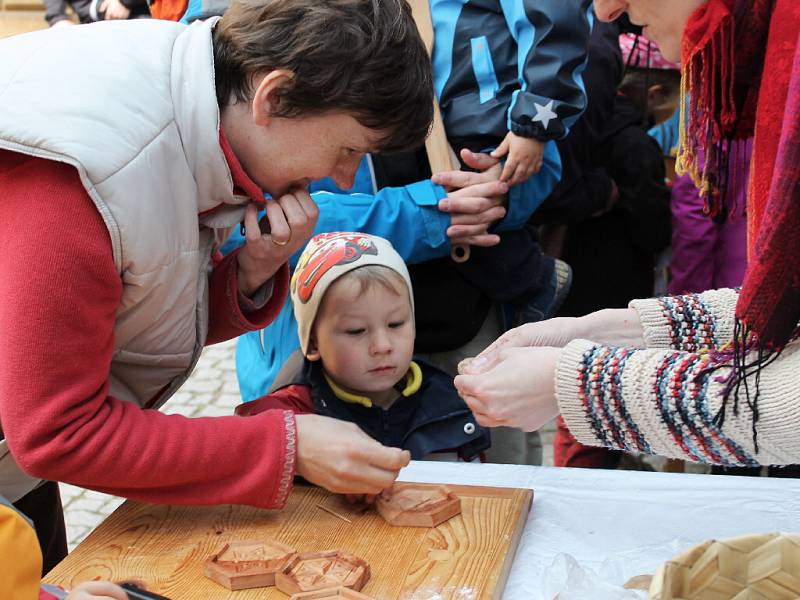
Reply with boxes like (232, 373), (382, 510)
(423, 0), (593, 328)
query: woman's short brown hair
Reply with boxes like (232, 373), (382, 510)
(213, 0), (433, 153)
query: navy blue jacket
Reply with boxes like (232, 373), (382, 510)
(432, 0), (593, 142)
(270, 353), (491, 462)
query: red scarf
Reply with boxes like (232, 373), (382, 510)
(680, 0), (800, 350)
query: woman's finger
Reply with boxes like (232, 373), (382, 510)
(447, 224), (491, 238)
(297, 189), (319, 220)
(449, 180), (508, 200)
(431, 169), (482, 190)
(277, 192), (308, 229)
(449, 233), (501, 247)
(243, 203), (263, 243)
(440, 195), (494, 215)
(449, 206), (506, 227)
(461, 149), (501, 171)
(265, 199), (290, 245)
(67, 581), (128, 600)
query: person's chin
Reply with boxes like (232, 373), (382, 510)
(265, 180), (310, 199)
(644, 25), (681, 64)
(660, 38), (681, 63)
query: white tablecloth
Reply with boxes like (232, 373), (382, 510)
(399, 461), (800, 599)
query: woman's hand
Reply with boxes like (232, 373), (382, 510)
(455, 346), (561, 432)
(294, 414), (410, 495)
(459, 308), (645, 375)
(237, 192), (319, 296)
(454, 309), (646, 432)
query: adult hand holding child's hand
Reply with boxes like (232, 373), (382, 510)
(237, 191), (319, 296)
(295, 414), (410, 495)
(432, 150), (508, 248)
(453, 318), (584, 432)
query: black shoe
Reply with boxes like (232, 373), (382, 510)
(514, 258), (573, 326)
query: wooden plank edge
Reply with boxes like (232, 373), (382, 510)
(487, 488), (533, 600)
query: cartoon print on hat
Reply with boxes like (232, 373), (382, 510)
(292, 233), (379, 304)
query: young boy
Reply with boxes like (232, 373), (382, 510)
(420, 0), (594, 329)
(0, 0), (432, 573)
(237, 233), (491, 462)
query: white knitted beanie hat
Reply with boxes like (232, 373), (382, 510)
(291, 232), (414, 355)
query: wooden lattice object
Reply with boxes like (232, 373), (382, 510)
(376, 483), (461, 527)
(202, 539), (296, 590)
(275, 550), (370, 595)
(649, 532), (800, 600)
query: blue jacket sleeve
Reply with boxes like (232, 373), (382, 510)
(501, 0), (593, 141)
(310, 181), (452, 265)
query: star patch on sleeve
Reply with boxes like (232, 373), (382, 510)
(531, 100), (558, 130)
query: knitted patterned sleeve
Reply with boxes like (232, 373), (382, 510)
(629, 288), (740, 352)
(555, 329), (800, 467)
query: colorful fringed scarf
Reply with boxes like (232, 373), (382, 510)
(677, 0), (770, 217)
(679, 0), (800, 449)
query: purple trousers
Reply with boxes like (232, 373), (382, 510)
(668, 172), (748, 295)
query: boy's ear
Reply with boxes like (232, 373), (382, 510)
(647, 83), (666, 104)
(251, 69), (295, 127)
(306, 335), (321, 362)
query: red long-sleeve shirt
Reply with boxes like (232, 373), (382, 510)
(0, 148), (296, 509)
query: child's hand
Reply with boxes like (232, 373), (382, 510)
(490, 132), (545, 186)
(66, 581), (128, 600)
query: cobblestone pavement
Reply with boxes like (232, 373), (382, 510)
(60, 338), (557, 551)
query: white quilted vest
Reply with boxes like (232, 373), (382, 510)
(0, 18), (252, 500)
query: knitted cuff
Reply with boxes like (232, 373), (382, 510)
(629, 297), (675, 349)
(631, 288), (740, 352)
(555, 339), (605, 449)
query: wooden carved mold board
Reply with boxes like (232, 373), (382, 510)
(43, 482), (533, 600)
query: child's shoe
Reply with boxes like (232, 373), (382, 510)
(513, 258), (572, 327)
